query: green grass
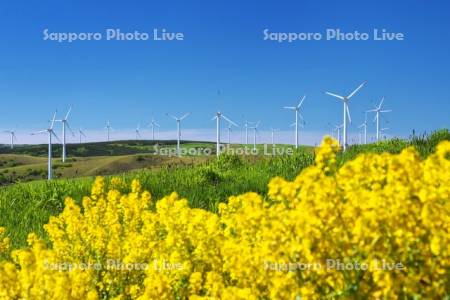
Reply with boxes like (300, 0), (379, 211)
(0, 149), (314, 249)
(0, 129), (448, 249)
(0, 154), (205, 186)
(337, 128), (450, 165)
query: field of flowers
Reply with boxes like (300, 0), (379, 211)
(0, 135), (449, 299)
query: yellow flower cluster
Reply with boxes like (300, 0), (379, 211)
(0, 227), (10, 254)
(0, 138), (449, 299)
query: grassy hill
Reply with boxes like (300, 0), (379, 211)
(0, 140), (304, 185)
(0, 154), (208, 185)
(0, 140), (216, 185)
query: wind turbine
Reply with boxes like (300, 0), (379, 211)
(366, 97), (392, 142)
(248, 121), (260, 151)
(325, 81), (367, 150)
(333, 124), (343, 145)
(78, 128), (86, 144)
(135, 124), (142, 140)
(31, 111), (61, 180)
(3, 130), (17, 149)
(148, 117), (160, 141)
(226, 121), (238, 145)
(270, 128), (279, 153)
(105, 121), (113, 142)
(283, 95), (306, 149)
(211, 111), (237, 157)
(358, 113), (368, 144)
(243, 120), (254, 145)
(327, 122), (335, 138)
(55, 107), (74, 163)
(167, 113), (190, 157)
(380, 127), (390, 140)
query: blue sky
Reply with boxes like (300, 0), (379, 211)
(0, 0), (449, 145)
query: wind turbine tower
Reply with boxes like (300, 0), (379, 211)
(271, 128), (279, 153)
(56, 107), (74, 163)
(31, 111), (61, 180)
(105, 121), (113, 142)
(244, 120), (253, 145)
(226, 121), (238, 145)
(334, 124), (343, 145)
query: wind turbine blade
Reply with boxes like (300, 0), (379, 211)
(31, 130), (47, 135)
(297, 95), (306, 108)
(378, 97), (385, 109)
(64, 106), (72, 120)
(166, 113), (178, 121)
(380, 110), (392, 113)
(346, 105), (352, 124)
(154, 122), (160, 127)
(373, 114), (378, 123)
(222, 115), (238, 127)
(179, 113), (190, 121)
(347, 81), (367, 99)
(211, 115), (218, 121)
(325, 92), (345, 100)
(283, 106), (296, 110)
(50, 111), (57, 129)
(365, 109), (377, 112)
(51, 131), (62, 143)
(299, 113), (304, 121)
(66, 121), (75, 136)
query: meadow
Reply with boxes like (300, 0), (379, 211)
(0, 129), (448, 250)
